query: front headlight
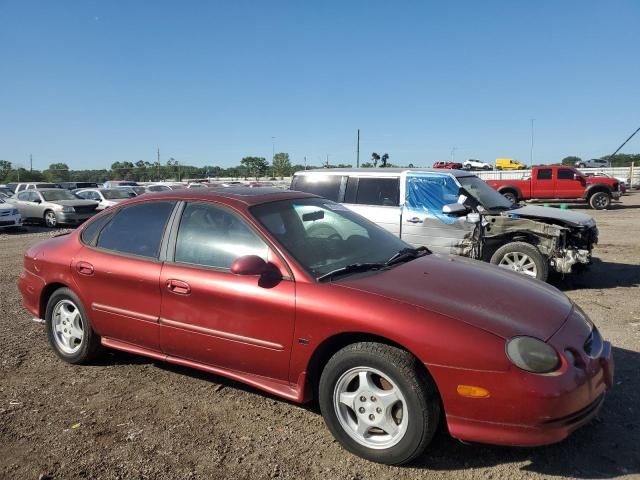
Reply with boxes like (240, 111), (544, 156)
(506, 336), (560, 373)
(61, 206), (75, 213)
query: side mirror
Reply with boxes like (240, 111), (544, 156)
(33, 199), (41, 204)
(231, 255), (267, 275)
(442, 203), (467, 215)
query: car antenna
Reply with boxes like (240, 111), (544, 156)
(606, 126), (640, 164)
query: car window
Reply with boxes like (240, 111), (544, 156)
(558, 169), (575, 180)
(97, 201), (176, 259)
(290, 175), (344, 201)
(81, 212), (114, 245)
(344, 177), (399, 206)
(174, 203), (269, 269)
(102, 189), (130, 199)
(17, 192), (30, 201)
(40, 190), (79, 201)
(537, 169), (552, 180)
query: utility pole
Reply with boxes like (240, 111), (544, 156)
(607, 126), (640, 167)
(157, 147), (160, 180)
(304, 156), (307, 170)
(30, 154), (33, 172)
(356, 129), (360, 168)
(272, 137), (276, 162)
(530, 118), (535, 168)
(450, 147), (457, 162)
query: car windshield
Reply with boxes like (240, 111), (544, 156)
(251, 197), (411, 279)
(102, 189), (131, 199)
(457, 176), (514, 210)
(41, 190), (79, 201)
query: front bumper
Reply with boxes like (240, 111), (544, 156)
(56, 211), (96, 225)
(0, 213), (22, 229)
(430, 312), (613, 447)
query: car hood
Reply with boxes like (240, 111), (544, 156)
(508, 205), (595, 227)
(338, 254), (573, 340)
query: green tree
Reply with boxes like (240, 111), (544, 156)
(361, 162), (373, 168)
(272, 152), (292, 178)
(371, 152), (380, 167)
(561, 156), (581, 166)
(0, 160), (12, 181)
(240, 156), (269, 180)
(110, 161), (136, 180)
(381, 153), (390, 167)
(44, 162), (71, 182)
(4, 168), (44, 182)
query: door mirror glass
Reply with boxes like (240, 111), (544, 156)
(442, 203), (467, 215)
(231, 255), (267, 275)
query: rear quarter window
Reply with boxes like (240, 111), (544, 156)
(291, 175), (344, 201)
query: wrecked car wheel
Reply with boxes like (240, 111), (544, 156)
(589, 192), (611, 210)
(319, 342), (440, 465)
(490, 242), (548, 281)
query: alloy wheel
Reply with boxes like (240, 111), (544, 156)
(45, 211), (57, 227)
(52, 299), (84, 354)
(498, 252), (537, 277)
(333, 367), (408, 450)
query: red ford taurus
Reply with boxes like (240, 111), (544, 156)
(18, 188), (613, 465)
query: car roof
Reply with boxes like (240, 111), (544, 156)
(131, 187), (316, 207)
(294, 167), (472, 178)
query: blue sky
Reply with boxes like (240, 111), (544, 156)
(1, 1), (639, 170)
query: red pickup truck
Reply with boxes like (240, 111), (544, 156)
(486, 166), (622, 210)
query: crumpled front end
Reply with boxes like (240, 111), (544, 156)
(550, 224), (598, 274)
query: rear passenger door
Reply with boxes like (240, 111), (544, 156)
(533, 168), (554, 198)
(341, 177), (401, 236)
(71, 201), (177, 350)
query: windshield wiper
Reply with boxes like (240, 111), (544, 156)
(317, 263), (386, 282)
(384, 246), (430, 267)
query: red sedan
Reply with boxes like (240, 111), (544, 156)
(18, 188), (613, 465)
(432, 161), (463, 169)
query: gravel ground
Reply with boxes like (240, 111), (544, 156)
(1, 194), (639, 480)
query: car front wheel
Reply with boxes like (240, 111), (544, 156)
(44, 210), (57, 228)
(45, 287), (101, 364)
(319, 342), (440, 465)
(490, 241), (549, 281)
(589, 191), (611, 210)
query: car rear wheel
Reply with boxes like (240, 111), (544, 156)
(318, 342), (440, 465)
(44, 210), (57, 228)
(589, 191), (611, 210)
(501, 191), (518, 204)
(45, 288), (101, 364)
(490, 241), (548, 282)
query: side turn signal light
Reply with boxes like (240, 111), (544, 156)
(457, 385), (490, 398)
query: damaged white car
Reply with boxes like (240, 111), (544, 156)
(291, 168), (598, 282)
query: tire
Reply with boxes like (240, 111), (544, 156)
(45, 287), (101, 364)
(44, 210), (57, 228)
(501, 191), (518, 204)
(318, 342), (440, 465)
(578, 163), (586, 168)
(483, 165), (492, 170)
(496, 166), (503, 171)
(490, 241), (549, 282)
(588, 191), (611, 210)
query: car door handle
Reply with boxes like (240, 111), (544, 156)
(166, 279), (191, 295)
(76, 261), (94, 276)
(406, 217), (423, 224)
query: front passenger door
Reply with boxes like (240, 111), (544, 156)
(159, 202), (296, 382)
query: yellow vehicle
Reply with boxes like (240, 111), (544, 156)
(495, 158), (527, 170)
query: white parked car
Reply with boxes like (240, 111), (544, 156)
(74, 188), (132, 210)
(0, 197), (22, 230)
(462, 159), (492, 170)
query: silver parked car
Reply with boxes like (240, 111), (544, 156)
(8, 189), (99, 227)
(74, 188), (132, 210)
(291, 168), (599, 282)
(575, 158), (610, 168)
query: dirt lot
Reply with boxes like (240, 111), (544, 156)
(1, 194), (639, 480)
